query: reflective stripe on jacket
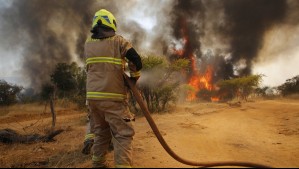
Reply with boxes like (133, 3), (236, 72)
(85, 35), (133, 101)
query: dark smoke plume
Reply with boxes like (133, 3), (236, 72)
(1, 0), (298, 90)
(168, 0), (293, 82)
(223, 0), (287, 76)
(170, 0), (205, 77)
(0, 0), (97, 89)
(0, 0), (129, 89)
(0, 0), (157, 90)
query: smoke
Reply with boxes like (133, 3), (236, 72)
(0, 0), (99, 89)
(0, 0), (172, 89)
(223, 0), (287, 76)
(118, 0), (174, 55)
(168, 0), (299, 83)
(170, 0), (205, 77)
(1, 0), (298, 89)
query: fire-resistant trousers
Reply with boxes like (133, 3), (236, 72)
(88, 100), (135, 168)
(85, 105), (95, 141)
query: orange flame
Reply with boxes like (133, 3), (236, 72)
(187, 66), (213, 101)
(172, 17), (220, 102)
(211, 97), (220, 102)
(173, 48), (184, 56)
(173, 48), (219, 101)
(187, 66), (219, 101)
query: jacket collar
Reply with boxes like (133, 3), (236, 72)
(91, 27), (115, 39)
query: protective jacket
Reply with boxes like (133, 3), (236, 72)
(85, 35), (141, 101)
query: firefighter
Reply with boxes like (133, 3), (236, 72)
(84, 9), (142, 168)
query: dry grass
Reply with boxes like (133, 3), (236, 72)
(0, 100), (86, 136)
(0, 100), (89, 168)
(0, 106), (10, 116)
(0, 100), (78, 115)
(1, 98), (299, 168)
(284, 94), (299, 100)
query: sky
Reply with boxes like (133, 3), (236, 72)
(0, 0), (299, 88)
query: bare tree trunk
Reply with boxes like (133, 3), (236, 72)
(43, 101), (48, 114)
(50, 86), (57, 130)
(50, 98), (56, 130)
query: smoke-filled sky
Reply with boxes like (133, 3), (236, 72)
(0, 0), (299, 89)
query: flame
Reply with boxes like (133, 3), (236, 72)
(172, 17), (220, 102)
(173, 48), (184, 56)
(187, 74), (200, 101)
(187, 66), (219, 101)
(211, 97), (220, 102)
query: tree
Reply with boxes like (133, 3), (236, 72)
(277, 75), (299, 96)
(50, 63), (77, 97)
(40, 83), (55, 101)
(136, 55), (189, 112)
(255, 86), (270, 97)
(40, 82), (56, 129)
(68, 62), (87, 108)
(217, 75), (263, 101)
(0, 80), (23, 106)
(50, 62), (87, 108)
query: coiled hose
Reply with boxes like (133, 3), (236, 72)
(124, 74), (272, 168)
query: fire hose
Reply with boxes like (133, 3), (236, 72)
(124, 74), (272, 168)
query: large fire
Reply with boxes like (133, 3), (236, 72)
(173, 48), (219, 101)
(173, 18), (219, 102)
(187, 66), (219, 101)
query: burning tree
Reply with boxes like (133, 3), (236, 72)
(170, 11), (222, 102)
(167, 0), (290, 102)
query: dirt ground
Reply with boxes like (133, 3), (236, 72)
(0, 98), (299, 168)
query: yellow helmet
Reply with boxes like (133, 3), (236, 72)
(92, 9), (117, 32)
